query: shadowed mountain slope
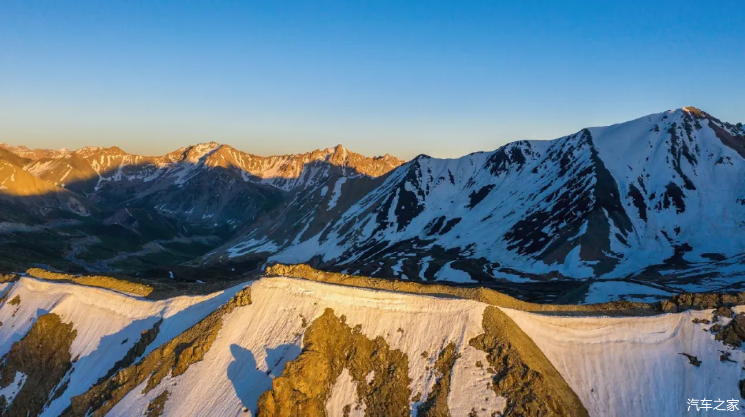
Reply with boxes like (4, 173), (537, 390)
(2, 108), (745, 303)
(213, 108), (745, 299)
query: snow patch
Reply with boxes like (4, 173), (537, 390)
(435, 262), (473, 283)
(326, 368), (365, 417)
(327, 177), (347, 210)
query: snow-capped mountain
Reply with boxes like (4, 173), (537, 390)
(10, 142), (402, 192)
(0, 150), (89, 221)
(1, 268), (743, 416)
(0, 141), (404, 275)
(0, 142), (404, 227)
(2, 107), (745, 297)
(216, 107), (745, 292)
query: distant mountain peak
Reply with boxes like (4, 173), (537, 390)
(681, 106), (706, 117)
(3, 107), (745, 298)
(212, 106), (745, 289)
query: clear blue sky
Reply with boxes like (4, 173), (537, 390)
(1, 1), (743, 159)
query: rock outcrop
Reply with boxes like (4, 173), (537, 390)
(715, 314), (745, 347)
(257, 308), (412, 417)
(469, 307), (588, 417)
(65, 287), (251, 416)
(0, 314), (77, 416)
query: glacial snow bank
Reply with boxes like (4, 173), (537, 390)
(0, 277), (245, 416)
(503, 308), (745, 416)
(106, 277), (509, 417)
(0, 275), (741, 416)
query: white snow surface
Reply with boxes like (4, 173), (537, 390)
(325, 368), (365, 417)
(0, 277), (244, 416)
(502, 307), (745, 417)
(327, 177), (347, 210)
(226, 108), (745, 293)
(109, 277), (496, 416)
(1, 275), (744, 416)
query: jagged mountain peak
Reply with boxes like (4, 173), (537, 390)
(216, 107), (745, 291)
(167, 141), (223, 162)
(0, 143), (71, 160)
(300, 143), (353, 161)
(330, 143), (347, 154)
(4, 107), (745, 294)
(73, 145), (129, 158)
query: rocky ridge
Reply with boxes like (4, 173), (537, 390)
(0, 266), (743, 416)
(2, 107), (745, 304)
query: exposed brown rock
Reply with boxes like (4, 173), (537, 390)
(26, 268), (153, 297)
(145, 390), (170, 417)
(679, 353), (702, 367)
(715, 306), (734, 319)
(715, 314), (745, 347)
(662, 292), (745, 314)
(0, 274), (18, 284)
(7, 296), (20, 306)
(24, 268), (79, 281)
(257, 308), (412, 417)
(74, 275), (153, 297)
(417, 342), (459, 417)
(659, 300), (678, 313)
(721, 294), (739, 306)
(719, 351), (736, 363)
(66, 286), (251, 416)
(0, 313), (77, 416)
(469, 307), (588, 417)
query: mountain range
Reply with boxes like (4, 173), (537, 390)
(3, 265), (743, 416)
(1, 106), (744, 303)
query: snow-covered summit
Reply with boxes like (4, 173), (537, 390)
(220, 107), (745, 294)
(2, 107), (745, 297)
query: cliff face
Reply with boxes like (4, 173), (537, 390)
(0, 269), (743, 416)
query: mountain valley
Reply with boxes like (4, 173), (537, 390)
(1, 107), (744, 304)
(2, 107), (745, 416)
